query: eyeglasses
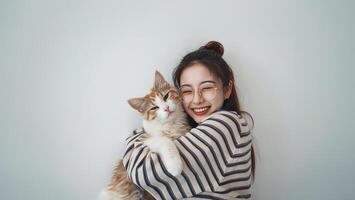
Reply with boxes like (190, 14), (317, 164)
(179, 83), (218, 103)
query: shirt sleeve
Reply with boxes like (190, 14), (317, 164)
(122, 129), (148, 181)
(122, 110), (253, 200)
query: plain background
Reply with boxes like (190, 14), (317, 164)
(1, 0), (354, 199)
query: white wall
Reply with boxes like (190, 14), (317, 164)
(1, 0), (354, 199)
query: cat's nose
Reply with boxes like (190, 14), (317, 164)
(163, 106), (170, 112)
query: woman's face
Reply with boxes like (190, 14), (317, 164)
(179, 63), (232, 123)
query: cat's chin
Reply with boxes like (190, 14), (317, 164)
(156, 111), (176, 121)
(167, 111), (175, 118)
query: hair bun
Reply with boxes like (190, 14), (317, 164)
(199, 41), (224, 57)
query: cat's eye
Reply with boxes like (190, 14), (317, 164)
(150, 106), (159, 111)
(163, 92), (170, 101)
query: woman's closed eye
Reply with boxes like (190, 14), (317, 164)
(181, 90), (192, 95)
(201, 87), (214, 90)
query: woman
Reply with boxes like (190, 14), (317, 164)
(124, 41), (255, 199)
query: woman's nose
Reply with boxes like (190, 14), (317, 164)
(192, 90), (203, 104)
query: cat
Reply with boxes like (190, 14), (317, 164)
(99, 71), (191, 200)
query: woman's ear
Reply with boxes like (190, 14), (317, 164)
(224, 80), (233, 99)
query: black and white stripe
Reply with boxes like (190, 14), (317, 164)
(123, 110), (252, 199)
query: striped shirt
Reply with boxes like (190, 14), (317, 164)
(123, 110), (253, 200)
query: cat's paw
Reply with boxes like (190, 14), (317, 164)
(165, 156), (183, 176)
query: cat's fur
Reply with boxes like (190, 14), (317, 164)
(99, 71), (191, 200)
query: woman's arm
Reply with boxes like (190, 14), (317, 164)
(123, 110), (253, 200)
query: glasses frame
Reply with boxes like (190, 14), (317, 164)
(179, 85), (219, 103)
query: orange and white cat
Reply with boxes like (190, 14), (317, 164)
(99, 71), (190, 200)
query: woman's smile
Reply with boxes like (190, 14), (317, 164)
(191, 106), (211, 116)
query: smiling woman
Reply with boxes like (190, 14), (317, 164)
(178, 63), (232, 123)
(122, 41), (256, 200)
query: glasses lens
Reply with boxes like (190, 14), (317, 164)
(201, 87), (217, 101)
(180, 88), (193, 102)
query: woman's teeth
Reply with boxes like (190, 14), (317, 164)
(192, 106), (210, 115)
(194, 107), (209, 112)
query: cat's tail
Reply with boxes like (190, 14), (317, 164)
(98, 188), (142, 200)
(97, 189), (126, 200)
(98, 160), (143, 200)
(98, 189), (121, 200)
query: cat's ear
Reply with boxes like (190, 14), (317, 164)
(127, 97), (146, 113)
(154, 70), (168, 89)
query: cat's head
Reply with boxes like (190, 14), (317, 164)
(128, 71), (182, 122)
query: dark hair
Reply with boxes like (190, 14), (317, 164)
(172, 41), (256, 182)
